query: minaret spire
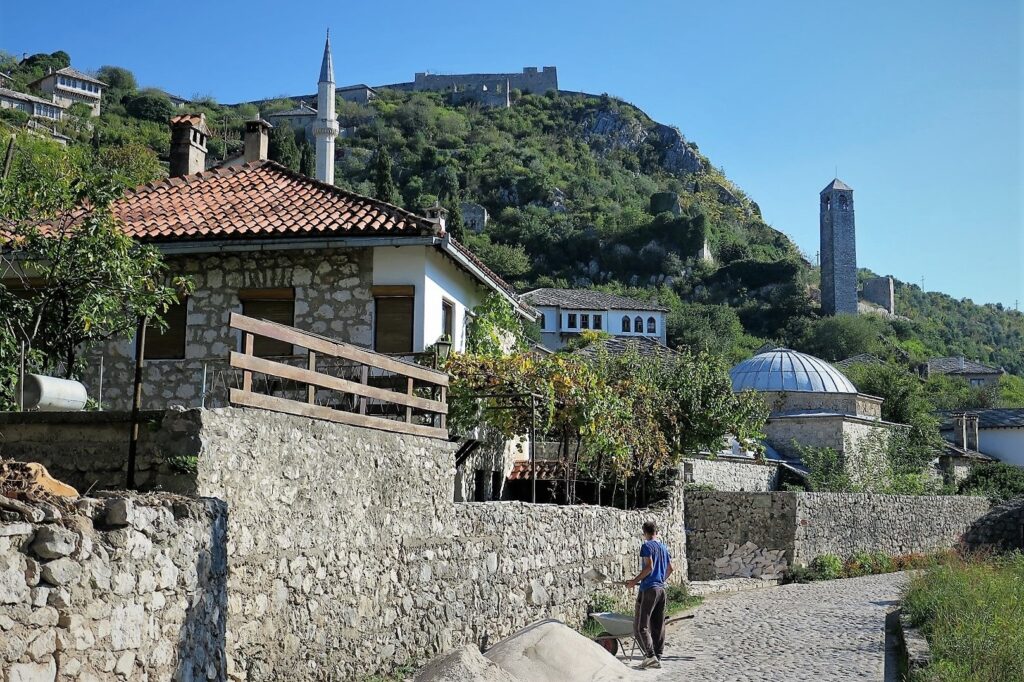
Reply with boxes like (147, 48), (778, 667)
(314, 29), (338, 183)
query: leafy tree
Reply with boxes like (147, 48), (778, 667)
(0, 108), (29, 127)
(268, 123), (300, 171)
(463, 234), (531, 279)
(465, 293), (530, 356)
(0, 133), (188, 408)
(793, 314), (886, 361)
(96, 65), (137, 92)
(124, 92), (175, 123)
(445, 199), (465, 241)
(95, 143), (164, 186)
(67, 102), (93, 120)
(959, 463), (1024, 502)
(373, 145), (397, 203)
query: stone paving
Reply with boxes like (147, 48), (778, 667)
(650, 572), (908, 681)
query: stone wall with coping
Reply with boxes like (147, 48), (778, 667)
(682, 457), (780, 492)
(0, 493), (227, 681)
(684, 490), (992, 580)
(79, 248), (373, 411)
(2, 409), (686, 679)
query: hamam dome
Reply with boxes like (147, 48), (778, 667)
(730, 348), (857, 394)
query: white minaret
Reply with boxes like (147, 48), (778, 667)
(314, 30), (339, 184)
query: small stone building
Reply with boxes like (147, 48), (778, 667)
(29, 66), (106, 116)
(922, 356), (1004, 389)
(730, 348), (899, 483)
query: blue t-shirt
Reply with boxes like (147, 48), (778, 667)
(639, 539), (670, 590)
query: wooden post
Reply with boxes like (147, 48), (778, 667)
(241, 333), (254, 392)
(2, 135), (15, 182)
(438, 386), (447, 429)
(16, 340), (25, 411)
(307, 351), (317, 404)
(530, 394), (537, 504)
(405, 377), (414, 423)
(359, 365), (369, 415)
(127, 317), (148, 490)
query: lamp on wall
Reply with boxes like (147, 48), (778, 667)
(434, 337), (453, 369)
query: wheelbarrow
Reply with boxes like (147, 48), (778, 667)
(589, 611), (641, 659)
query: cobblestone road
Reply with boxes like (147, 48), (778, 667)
(651, 572), (907, 681)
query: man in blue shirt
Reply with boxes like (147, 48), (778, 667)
(625, 520), (673, 669)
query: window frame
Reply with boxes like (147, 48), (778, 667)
(633, 316), (643, 333)
(441, 298), (454, 342)
(593, 315), (602, 331)
(144, 298), (189, 360)
(647, 316), (657, 334)
(372, 285), (416, 354)
(567, 313), (577, 329)
(621, 315), (630, 333)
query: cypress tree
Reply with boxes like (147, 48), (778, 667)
(268, 125), (300, 172)
(374, 146), (397, 204)
(299, 141), (314, 178)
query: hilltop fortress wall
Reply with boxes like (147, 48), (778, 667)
(382, 66), (558, 95)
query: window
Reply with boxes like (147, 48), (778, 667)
(634, 316), (643, 333)
(373, 285), (414, 354)
(239, 288), (295, 356)
(969, 378), (985, 388)
(538, 313), (546, 330)
(621, 315), (630, 333)
(441, 299), (454, 341)
(567, 313), (577, 329)
(145, 299), (188, 360)
(581, 314), (590, 329)
(647, 317), (656, 334)
(593, 315), (602, 331)
(474, 469), (487, 501)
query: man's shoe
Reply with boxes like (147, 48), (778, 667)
(640, 656), (660, 669)
(648, 658), (662, 669)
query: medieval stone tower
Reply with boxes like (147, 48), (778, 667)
(314, 30), (339, 184)
(819, 178), (858, 315)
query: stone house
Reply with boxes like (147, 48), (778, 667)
(521, 288), (669, 350)
(730, 348), (900, 483)
(0, 87), (64, 121)
(41, 114), (530, 410)
(937, 412), (995, 484)
(922, 356), (1004, 388)
(29, 66), (106, 116)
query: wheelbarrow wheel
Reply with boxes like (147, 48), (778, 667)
(594, 632), (618, 656)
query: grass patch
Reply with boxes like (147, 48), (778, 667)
(903, 552), (1024, 682)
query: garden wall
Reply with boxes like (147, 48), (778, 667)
(685, 490), (992, 580)
(0, 493), (226, 681)
(1, 408), (686, 680)
(682, 457), (780, 492)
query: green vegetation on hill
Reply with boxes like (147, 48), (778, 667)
(2, 49), (1020, 386)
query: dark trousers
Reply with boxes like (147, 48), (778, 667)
(633, 586), (666, 658)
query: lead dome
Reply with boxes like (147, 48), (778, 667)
(730, 348), (857, 394)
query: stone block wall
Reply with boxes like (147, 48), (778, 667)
(863, 276), (895, 314)
(79, 247), (373, 411)
(682, 457), (780, 492)
(792, 493), (992, 564)
(412, 67), (558, 95)
(961, 498), (1024, 552)
(0, 494), (227, 681)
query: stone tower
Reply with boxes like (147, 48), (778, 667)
(819, 178), (858, 315)
(314, 30), (339, 184)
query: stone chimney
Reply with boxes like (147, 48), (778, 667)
(424, 204), (448, 233)
(966, 413), (980, 451)
(951, 412), (967, 449)
(243, 118), (272, 163)
(169, 114), (210, 177)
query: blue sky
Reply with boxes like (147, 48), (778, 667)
(2, 0), (1021, 307)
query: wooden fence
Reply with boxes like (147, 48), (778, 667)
(227, 312), (448, 439)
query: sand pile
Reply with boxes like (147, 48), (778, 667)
(415, 620), (638, 682)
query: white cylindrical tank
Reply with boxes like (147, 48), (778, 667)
(17, 374), (89, 411)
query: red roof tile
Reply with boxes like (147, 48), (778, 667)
(507, 461), (571, 481)
(110, 161), (437, 242)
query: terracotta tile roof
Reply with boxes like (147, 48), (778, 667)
(169, 113), (211, 135)
(507, 461), (569, 481)
(110, 160), (437, 242)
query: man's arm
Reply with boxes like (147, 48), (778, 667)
(626, 556), (653, 588)
(665, 558), (674, 581)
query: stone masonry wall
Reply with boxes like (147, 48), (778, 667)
(792, 493), (992, 564)
(79, 248), (373, 411)
(684, 491), (992, 581)
(683, 492), (796, 581)
(682, 457), (780, 492)
(5, 409), (686, 680)
(0, 493), (227, 681)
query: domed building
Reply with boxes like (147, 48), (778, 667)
(730, 348), (897, 481)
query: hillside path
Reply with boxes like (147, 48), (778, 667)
(649, 572), (908, 681)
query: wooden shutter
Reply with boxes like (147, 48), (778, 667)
(145, 300), (188, 360)
(375, 297), (414, 354)
(240, 289), (295, 356)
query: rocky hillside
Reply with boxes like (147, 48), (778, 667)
(1, 50), (1021, 379)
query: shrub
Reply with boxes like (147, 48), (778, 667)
(958, 462), (1024, 502)
(844, 551), (875, 577)
(810, 554), (843, 581)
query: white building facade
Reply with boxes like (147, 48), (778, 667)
(521, 288), (669, 350)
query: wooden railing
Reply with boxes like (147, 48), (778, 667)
(227, 312), (448, 439)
